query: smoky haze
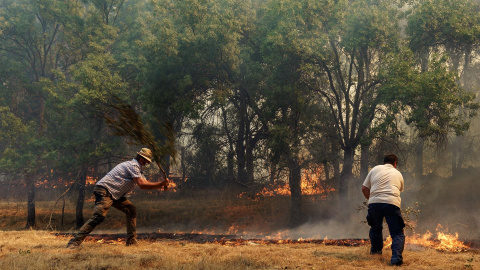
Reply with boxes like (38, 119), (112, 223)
(1, 0), (480, 249)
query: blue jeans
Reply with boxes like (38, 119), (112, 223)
(366, 203), (405, 264)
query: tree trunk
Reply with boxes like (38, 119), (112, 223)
(339, 146), (355, 200)
(164, 155), (171, 177)
(236, 101), (247, 184)
(75, 169), (87, 229)
(457, 138), (466, 170)
(246, 137), (255, 185)
(332, 141), (340, 190)
(221, 107), (235, 184)
(226, 149), (233, 179)
(181, 147), (187, 182)
(452, 47), (472, 178)
(25, 177), (36, 228)
(416, 49), (428, 180)
(38, 96), (45, 136)
(269, 162), (277, 184)
(360, 143), (370, 181)
(415, 138), (424, 179)
(323, 160), (330, 183)
(289, 158), (302, 227)
(452, 136), (459, 177)
(61, 196), (66, 228)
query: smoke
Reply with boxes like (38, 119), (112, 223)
(250, 163), (480, 241)
(399, 170), (480, 240)
(283, 215), (369, 240)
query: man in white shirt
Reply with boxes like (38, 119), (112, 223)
(362, 154), (405, 266)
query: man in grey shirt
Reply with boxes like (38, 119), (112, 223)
(362, 153), (405, 266)
(67, 148), (168, 249)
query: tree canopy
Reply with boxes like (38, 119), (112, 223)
(1, 0), (480, 227)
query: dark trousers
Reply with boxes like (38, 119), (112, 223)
(68, 186), (137, 246)
(367, 203), (405, 264)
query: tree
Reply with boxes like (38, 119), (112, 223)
(406, 0), (480, 176)
(0, 0), (87, 227)
(53, 0), (143, 228)
(379, 52), (479, 165)
(46, 52), (129, 228)
(296, 0), (403, 199)
(256, 0), (328, 225)
(0, 106), (39, 227)
(0, 0), (137, 229)
(138, 0), (254, 184)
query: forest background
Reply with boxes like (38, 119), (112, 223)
(1, 0), (480, 240)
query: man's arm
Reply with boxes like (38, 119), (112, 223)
(399, 173), (404, 192)
(362, 185), (370, 200)
(133, 177), (169, 190)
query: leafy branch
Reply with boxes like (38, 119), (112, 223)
(96, 95), (176, 179)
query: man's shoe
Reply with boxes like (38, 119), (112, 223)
(391, 260), (403, 266)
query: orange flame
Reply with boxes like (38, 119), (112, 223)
(238, 168), (335, 200)
(227, 225), (239, 235)
(383, 224), (469, 252)
(86, 176), (97, 186)
(167, 178), (178, 192)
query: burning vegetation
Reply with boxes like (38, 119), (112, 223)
(238, 168), (335, 200)
(53, 223), (472, 253)
(384, 224), (471, 253)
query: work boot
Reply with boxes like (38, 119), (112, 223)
(390, 260), (403, 266)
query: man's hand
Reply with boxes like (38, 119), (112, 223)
(134, 177), (169, 190)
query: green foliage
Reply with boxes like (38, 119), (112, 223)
(1, 0), (479, 195)
(184, 123), (226, 188)
(73, 53), (127, 104)
(341, 0), (400, 52)
(407, 0), (480, 53)
(138, 0), (250, 120)
(380, 51), (479, 143)
(0, 107), (37, 174)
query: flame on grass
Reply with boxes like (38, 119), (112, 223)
(383, 224), (469, 252)
(239, 168), (335, 200)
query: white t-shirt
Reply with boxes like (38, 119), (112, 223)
(362, 164), (404, 208)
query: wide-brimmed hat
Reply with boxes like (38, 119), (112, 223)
(137, 148), (153, 163)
